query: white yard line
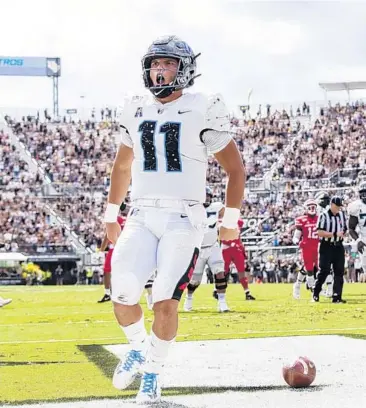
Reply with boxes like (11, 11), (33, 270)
(0, 287), (100, 293)
(0, 326), (365, 345)
(0, 318), (116, 326)
(1, 310), (113, 317)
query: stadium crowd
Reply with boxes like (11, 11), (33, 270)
(273, 102), (366, 180)
(0, 101), (366, 252)
(13, 119), (119, 188)
(0, 195), (67, 251)
(0, 130), (43, 193)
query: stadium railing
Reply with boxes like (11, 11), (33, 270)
(16, 244), (75, 255)
(246, 242), (356, 261)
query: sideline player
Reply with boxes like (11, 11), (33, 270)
(348, 182), (366, 275)
(183, 187), (229, 313)
(220, 217), (255, 300)
(292, 199), (319, 299)
(104, 36), (245, 403)
(98, 203), (126, 303)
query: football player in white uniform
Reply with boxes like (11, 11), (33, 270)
(183, 187), (229, 313)
(348, 182), (366, 273)
(104, 36), (245, 404)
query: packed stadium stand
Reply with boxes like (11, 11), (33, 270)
(1, 100), (366, 284)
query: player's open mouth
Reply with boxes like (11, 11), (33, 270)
(156, 74), (165, 85)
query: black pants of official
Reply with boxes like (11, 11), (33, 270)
(314, 241), (345, 300)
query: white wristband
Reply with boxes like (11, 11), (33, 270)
(221, 207), (240, 229)
(104, 203), (120, 223)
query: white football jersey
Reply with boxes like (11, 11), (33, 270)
(202, 201), (224, 247)
(120, 93), (231, 203)
(348, 199), (366, 239)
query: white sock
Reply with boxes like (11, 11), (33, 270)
(144, 331), (175, 374)
(187, 293), (193, 300)
(306, 276), (315, 287)
(121, 315), (148, 352)
(218, 293), (226, 301)
(105, 288), (111, 296)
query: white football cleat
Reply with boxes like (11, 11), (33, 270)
(183, 296), (193, 311)
(145, 293), (153, 310)
(136, 372), (161, 404)
(292, 282), (301, 299)
(112, 349), (145, 390)
(218, 299), (229, 313)
(0, 298), (12, 307)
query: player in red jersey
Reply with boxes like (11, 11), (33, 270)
(219, 217), (255, 301)
(98, 204), (127, 303)
(292, 199), (319, 299)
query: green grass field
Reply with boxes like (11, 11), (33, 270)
(0, 284), (365, 405)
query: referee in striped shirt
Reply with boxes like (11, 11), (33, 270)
(313, 196), (347, 303)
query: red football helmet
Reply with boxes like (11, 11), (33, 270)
(304, 199), (317, 216)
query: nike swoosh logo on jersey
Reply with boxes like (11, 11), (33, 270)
(180, 214), (188, 218)
(178, 110), (192, 114)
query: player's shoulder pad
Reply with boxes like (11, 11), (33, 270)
(204, 93), (230, 132)
(184, 92), (207, 107)
(348, 200), (361, 217)
(119, 94), (152, 131)
(123, 94), (152, 112)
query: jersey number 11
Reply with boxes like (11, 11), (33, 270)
(139, 120), (182, 172)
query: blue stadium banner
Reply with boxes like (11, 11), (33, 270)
(0, 57), (61, 77)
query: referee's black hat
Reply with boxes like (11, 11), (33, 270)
(331, 196), (343, 207)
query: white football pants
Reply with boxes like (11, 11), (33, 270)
(111, 203), (204, 305)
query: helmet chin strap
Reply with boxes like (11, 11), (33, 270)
(152, 86), (174, 99)
(152, 76), (175, 98)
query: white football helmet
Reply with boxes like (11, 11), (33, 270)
(304, 199), (317, 216)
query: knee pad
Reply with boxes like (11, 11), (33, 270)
(111, 271), (141, 305)
(214, 276), (227, 291)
